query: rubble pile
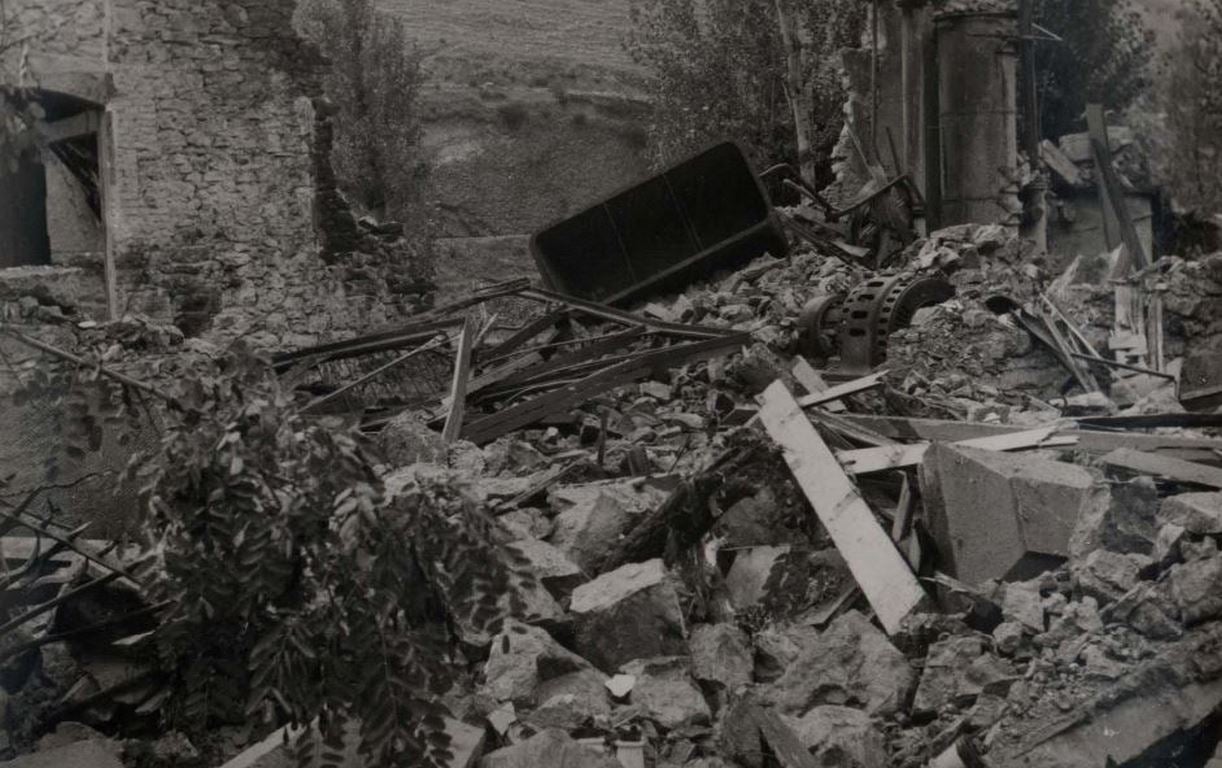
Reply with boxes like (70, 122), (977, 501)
(7, 224), (1222, 768)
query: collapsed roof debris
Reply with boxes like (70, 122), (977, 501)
(3, 1), (1222, 764)
(7, 193), (1222, 767)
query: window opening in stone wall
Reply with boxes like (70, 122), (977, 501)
(0, 89), (104, 271)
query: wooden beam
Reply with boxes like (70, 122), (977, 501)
(1102, 449), (1222, 489)
(462, 334), (746, 444)
(1040, 139), (1086, 188)
(1086, 103), (1148, 271)
(792, 358), (846, 412)
(442, 317), (477, 443)
(807, 409), (896, 448)
(834, 414), (1222, 464)
(795, 370), (888, 408)
(37, 110), (101, 143)
(98, 111), (118, 321)
(303, 333), (451, 413)
(477, 310), (566, 364)
(518, 286), (736, 339)
(836, 426), (1073, 475)
(758, 381), (925, 634)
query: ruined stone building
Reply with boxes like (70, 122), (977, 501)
(1, 0), (423, 349)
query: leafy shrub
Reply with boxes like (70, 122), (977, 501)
(1030, 0), (1154, 138)
(296, 0), (432, 235)
(20, 343), (532, 768)
(1153, 0), (1222, 214)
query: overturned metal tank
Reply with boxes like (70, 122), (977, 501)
(530, 142), (789, 305)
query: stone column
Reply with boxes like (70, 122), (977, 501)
(935, 4), (1018, 226)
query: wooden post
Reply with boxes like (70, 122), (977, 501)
(97, 110), (119, 321)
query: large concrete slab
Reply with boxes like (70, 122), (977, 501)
(920, 443), (1106, 585)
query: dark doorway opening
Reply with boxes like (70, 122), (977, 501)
(0, 89), (103, 270)
(0, 150), (51, 268)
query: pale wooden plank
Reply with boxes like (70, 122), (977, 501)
(795, 370), (888, 408)
(1102, 448), (1222, 489)
(791, 358), (846, 412)
(758, 381), (925, 634)
(442, 316), (477, 444)
(835, 426), (1074, 475)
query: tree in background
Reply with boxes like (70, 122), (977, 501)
(624, 0), (864, 186)
(1155, 0), (1222, 214)
(1031, 0), (1154, 139)
(296, 0), (430, 232)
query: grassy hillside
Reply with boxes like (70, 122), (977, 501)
(377, 0), (643, 93)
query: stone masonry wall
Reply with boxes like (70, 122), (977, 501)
(3, 0), (426, 350)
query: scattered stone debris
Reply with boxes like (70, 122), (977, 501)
(6, 78), (1222, 768)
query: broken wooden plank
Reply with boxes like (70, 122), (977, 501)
(1087, 103), (1148, 271)
(1147, 291), (1165, 373)
(891, 472), (914, 544)
(795, 370), (888, 408)
(1036, 302), (1100, 392)
(792, 357), (846, 412)
(462, 334), (747, 444)
(271, 317), (464, 371)
(1066, 350), (1174, 380)
(479, 310), (565, 363)
(519, 286), (735, 339)
(834, 414), (1222, 464)
(1101, 448), (1222, 489)
(1078, 413), (1222, 430)
(836, 426), (1074, 475)
(494, 328), (647, 389)
(1040, 138), (1086, 188)
(758, 381), (925, 634)
(303, 333), (451, 413)
(807, 409), (896, 448)
(442, 317), (477, 443)
(753, 705), (821, 768)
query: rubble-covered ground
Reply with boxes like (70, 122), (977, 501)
(6, 225), (1222, 768)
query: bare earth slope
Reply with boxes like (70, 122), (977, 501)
(376, 0), (651, 300)
(379, 0), (641, 91)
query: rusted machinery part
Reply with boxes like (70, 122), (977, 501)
(796, 294), (844, 360)
(838, 272), (956, 372)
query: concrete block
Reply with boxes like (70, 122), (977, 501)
(569, 559), (687, 673)
(920, 443), (1106, 585)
